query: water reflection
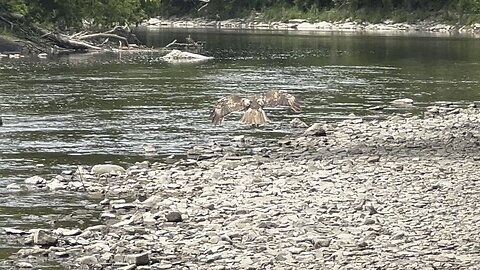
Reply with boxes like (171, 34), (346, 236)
(1, 29), (480, 259)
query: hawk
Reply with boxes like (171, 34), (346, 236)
(211, 90), (302, 126)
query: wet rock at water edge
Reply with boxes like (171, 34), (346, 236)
(24, 176), (46, 185)
(303, 123), (327, 136)
(391, 98), (414, 107)
(16, 262), (33, 268)
(91, 164), (126, 175)
(6, 183), (23, 190)
(4, 228), (28, 235)
(46, 179), (67, 190)
(165, 211), (183, 222)
(76, 255), (98, 266)
(31, 229), (58, 246)
(291, 118), (308, 128)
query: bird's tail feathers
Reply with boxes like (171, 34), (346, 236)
(240, 108), (270, 125)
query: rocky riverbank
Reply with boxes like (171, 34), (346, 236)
(2, 104), (480, 269)
(143, 17), (480, 37)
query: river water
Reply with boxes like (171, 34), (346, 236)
(1, 28), (480, 261)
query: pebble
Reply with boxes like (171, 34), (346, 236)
(125, 252), (149, 266)
(165, 212), (183, 222)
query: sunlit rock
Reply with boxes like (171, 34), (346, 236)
(290, 118), (308, 128)
(46, 179), (67, 190)
(303, 123), (327, 136)
(391, 98), (414, 107)
(31, 229), (58, 246)
(161, 49), (213, 63)
(24, 176), (46, 185)
(54, 228), (81, 236)
(91, 164), (126, 175)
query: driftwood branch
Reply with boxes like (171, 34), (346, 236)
(77, 33), (129, 47)
(0, 12), (141, 54)
(165, 39), (178, 48)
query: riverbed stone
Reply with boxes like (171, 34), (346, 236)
(16, 262), (33, 268)
(32, 229), (57, 246)
(125, 252), (149, 266)
(54, 228), (81, 236)
(6, 183), (22, 190)
(24, 176), (46, 185)
(91, 164), (126, 175)
(46, 179), (67, 190)
(165, 211), (183, 222)
(303, 123), (327, 136)
(76, 255), (98, 266)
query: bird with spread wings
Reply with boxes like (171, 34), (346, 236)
(211, 90), (302, 126)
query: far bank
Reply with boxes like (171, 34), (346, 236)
(142, 17), (480, 37)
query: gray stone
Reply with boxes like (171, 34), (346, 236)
(32, 229), (57, 246)
(91, 164), (126, 175)
(367, 155), (380, 163)
(76, 255), (98, 265)
(125, 252), (149, 266)
(4, 228), (28, 235)
(314, 239), (331, 248)
(112, 203), (137, 210)
(46, 179), (67, 190)
(291, 118), (308, 128)
(391, 98), (414, 107)
(6, 183), (22, 190)
(117, 265), (136, 270)
(165, 212), (183, 222)
(303, 123), (327, 136)
(142, 195), (163, 208)
(54, 228), (81, 236)
(24, 176), (46, 185)
(16, 262), (33, 268)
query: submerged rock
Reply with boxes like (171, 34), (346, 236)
(161, 49), (213, 63)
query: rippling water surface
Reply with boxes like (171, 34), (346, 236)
(1, 28), (480, 259)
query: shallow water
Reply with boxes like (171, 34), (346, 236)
(1, 28), (480, 259)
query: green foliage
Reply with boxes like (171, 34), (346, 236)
(1, 0), (480, 28)
(0, 0), (28, 14)
(1, 0), (161, 30)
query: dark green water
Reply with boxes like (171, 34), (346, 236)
(1, 28), (480, 260)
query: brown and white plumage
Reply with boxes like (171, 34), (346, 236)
(211, 90), (302, 126)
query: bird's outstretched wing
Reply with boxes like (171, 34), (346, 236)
(211, 95), (248, 125)
(263, 90), (302, 112)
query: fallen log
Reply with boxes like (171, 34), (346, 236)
(0, 12), (141, 55)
